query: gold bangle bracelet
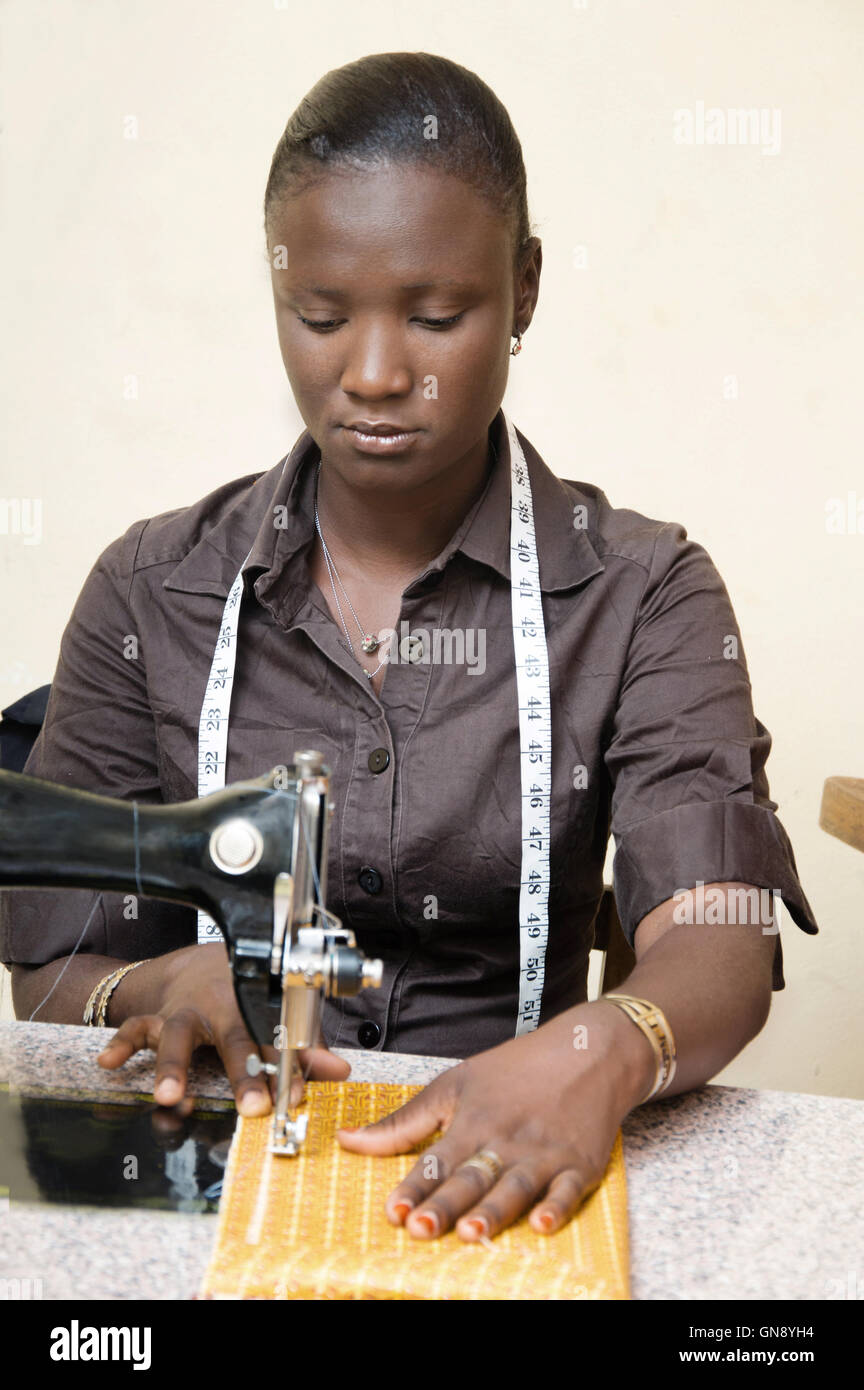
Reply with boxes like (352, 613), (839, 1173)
(82, 976), (107, 1027)
(602, 993), (678, 1102)
(83, 960), (147, 1027)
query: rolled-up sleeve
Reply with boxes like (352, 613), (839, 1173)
(0, 523), (194, 971)
(605, 522), (819, 990)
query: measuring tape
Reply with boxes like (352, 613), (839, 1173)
(195, 549), (253, 942)
(195, 417), (554, 1035)
(506, 415), (553, 1035)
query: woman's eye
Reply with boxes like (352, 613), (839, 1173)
(415, 314), (464, 329)
(296, 316), (341, 332)
(294, 313), (464, 332)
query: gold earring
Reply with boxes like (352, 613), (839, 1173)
(510, 331), (523, 357)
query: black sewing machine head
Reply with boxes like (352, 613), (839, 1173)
(0, 753), (382, 1154)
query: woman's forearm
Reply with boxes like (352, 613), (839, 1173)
(13, 956), (126, 1023)
(544, 891), (776, 1114)
(11, 953), (168, 1025)
(613, 917), (775, 1100)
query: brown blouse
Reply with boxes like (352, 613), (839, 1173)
(0, 409), (819, 1056)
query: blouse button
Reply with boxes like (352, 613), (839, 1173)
(358, 865), (383, 895)
(367, 748), (390, 774)
(358, 1020), (381, 1048)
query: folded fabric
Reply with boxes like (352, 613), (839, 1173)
(200, 1081), (630, 1300)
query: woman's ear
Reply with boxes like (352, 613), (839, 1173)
(514, 237), (542, 337)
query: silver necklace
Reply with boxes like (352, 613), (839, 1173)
(313, 462), (389, 680)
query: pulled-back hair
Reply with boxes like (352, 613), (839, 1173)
(264, 51), (533, 266)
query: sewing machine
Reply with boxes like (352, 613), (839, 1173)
(0, 753), (382, 1156)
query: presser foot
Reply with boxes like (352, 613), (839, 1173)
(246, 1052), (309, 1156)
(269, 1111), (309, 1156)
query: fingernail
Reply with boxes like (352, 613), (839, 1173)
(464, 1217), (488, 1239)
(155, 1080), (180, 1104)
(537, 1209), (556, 1232)
(239, 1090), (269, 1116)
(391, 1201), (413, 1221)
(412, 1211), (439, 1237)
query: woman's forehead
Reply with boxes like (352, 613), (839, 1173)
(267, 163), (513, 280)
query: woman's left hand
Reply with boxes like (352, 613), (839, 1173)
(336, 1001), (653, 1241)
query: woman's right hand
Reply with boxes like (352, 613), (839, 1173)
(96, 942), (350, 1113)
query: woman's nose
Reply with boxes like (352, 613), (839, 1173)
(339, 324), (413, 399)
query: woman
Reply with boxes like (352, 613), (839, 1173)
(2, 52), (818, 1244)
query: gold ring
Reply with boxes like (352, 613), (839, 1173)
(460, 1149), (504, 1184)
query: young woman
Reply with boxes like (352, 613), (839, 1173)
(2, 52), (818, 1244)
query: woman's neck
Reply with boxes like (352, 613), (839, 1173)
(314, 433), (493, 584)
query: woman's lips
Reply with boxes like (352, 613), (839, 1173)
(343, 426), (421, 455)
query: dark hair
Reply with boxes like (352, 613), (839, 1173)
(264, 51), (534, 267)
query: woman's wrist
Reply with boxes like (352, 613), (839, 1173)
(106, 954), (171, 1025)
(106, 941), (228, 1026)
(591, 999), (660, 1111)
(545, 998), (659, 1115)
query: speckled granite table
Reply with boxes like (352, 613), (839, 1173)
(1, 1021), (861, 1301)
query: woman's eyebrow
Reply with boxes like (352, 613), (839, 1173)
(399, 280), (476, 291)
(292, 279), (476, 297)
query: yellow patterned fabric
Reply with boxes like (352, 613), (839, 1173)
(200, 1082), (630, 1300)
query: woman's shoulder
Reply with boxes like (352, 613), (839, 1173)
(91, 460), (286, 586)
(554, 472), (700, 575)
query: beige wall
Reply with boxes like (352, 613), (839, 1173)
(1, 2), (861, 1096)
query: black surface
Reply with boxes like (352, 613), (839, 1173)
(0, 1088), (236, 1213)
